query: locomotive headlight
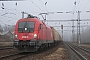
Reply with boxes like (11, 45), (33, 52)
(14, 34), (18, 40)
(34, 34), (37, 38)
(15, 34), (18, 38)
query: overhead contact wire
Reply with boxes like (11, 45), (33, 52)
(75, 0), (83, 11)
(30, 0), (45, 12)
(81, 0), (90, 11)
(38, 0), (48, 12)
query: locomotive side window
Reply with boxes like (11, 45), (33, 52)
(38, 24), (42, 30)
(18, 22), (35, 32)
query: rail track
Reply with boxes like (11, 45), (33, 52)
(0, 45), (52, 60)
(71, 44), (90, 53)
(0, 43), (62, 60)
(64, 42), (90, 60)
(0, 52), (33, 60)
(0, 46), (54, 60)
(0, 46), (13, 50)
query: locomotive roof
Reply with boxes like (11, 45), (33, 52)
(17, 18), (51, 29)
(18, 18), (42, 23)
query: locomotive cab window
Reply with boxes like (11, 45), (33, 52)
(18, 22), (35, 32)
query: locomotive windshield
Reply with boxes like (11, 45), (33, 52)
(18, 22), (35, 32)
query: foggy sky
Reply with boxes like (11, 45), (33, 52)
(0, 0), (90, 22)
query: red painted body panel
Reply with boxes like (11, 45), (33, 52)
(14, 18), (53, 41)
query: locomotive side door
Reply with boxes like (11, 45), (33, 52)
(38, 24), (43, 40)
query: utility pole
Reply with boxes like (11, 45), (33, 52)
(72, 20), (74, 42)
(77, 11), (81, 44)
(61, 25), (63, 40)
(21, 11), (24, 18)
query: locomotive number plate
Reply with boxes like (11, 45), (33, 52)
(22, 36), (28, 38)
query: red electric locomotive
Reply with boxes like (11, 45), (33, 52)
(14, 15), (54, 52)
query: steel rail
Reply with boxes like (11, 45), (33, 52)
(0, 46), (13, 50)
(12, 53), (33, 60)
(0, 52), (23, 59)
(71, 44), (90, 53)
(68, 44), (87, 60)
